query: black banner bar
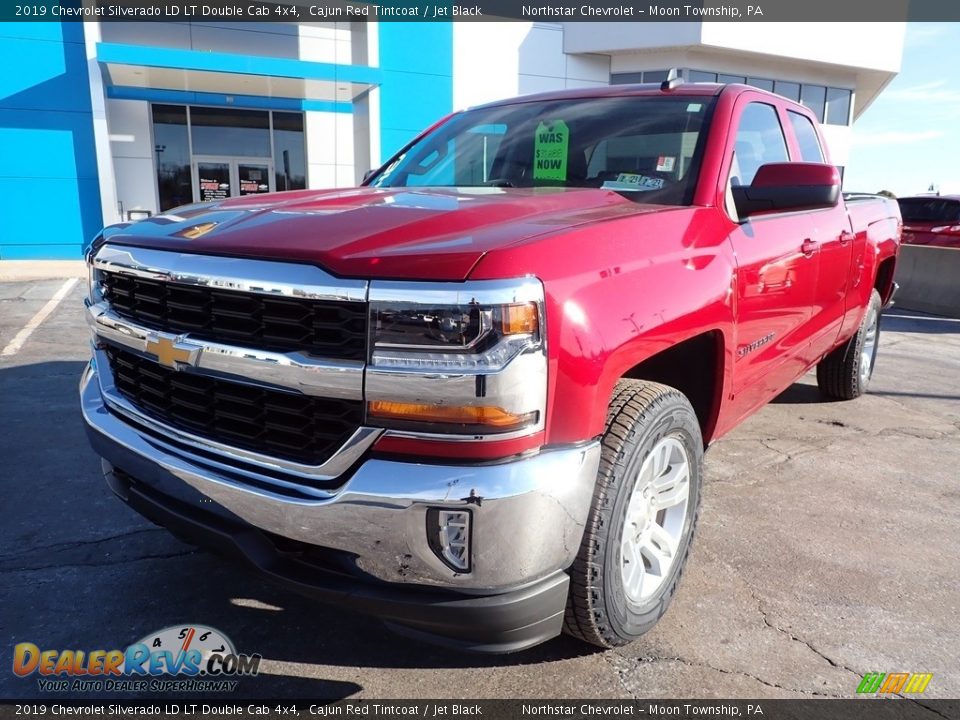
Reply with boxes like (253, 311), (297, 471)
(1, 700), (959, 720)
(6, 0), (960, 22)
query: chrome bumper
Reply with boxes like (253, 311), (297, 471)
(81, 361), (600, 592)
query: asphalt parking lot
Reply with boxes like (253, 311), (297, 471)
(1, 277), (958, 703)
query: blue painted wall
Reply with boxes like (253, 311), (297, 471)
(378, 23), (453, 162)
(0, 22), (455, 259)
(0, 22), (102, 259)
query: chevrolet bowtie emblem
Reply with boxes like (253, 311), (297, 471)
(144, 333), (201, 370)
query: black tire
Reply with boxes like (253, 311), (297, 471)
(816, 289), (882, 400)
(564, 380), (703, 648)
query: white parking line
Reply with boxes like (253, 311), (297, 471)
(1, 278), (79, 357)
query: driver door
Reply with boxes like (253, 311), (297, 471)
(724, 99), (821, 417)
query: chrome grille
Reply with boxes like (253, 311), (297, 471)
(104, 345), (364, 467)
(101, 271), (367, 360)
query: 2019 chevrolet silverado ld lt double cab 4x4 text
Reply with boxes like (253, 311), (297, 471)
(81, 81), (900, 653)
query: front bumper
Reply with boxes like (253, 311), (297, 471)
(81, 360), (601, 650)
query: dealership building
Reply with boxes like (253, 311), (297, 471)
(0, 19), (904, 259)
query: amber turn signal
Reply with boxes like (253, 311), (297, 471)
(500, 302), (539, 336)
(368, 401), (535, 430)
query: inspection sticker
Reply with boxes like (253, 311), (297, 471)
(656, 155), (676, 172)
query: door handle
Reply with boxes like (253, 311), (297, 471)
(801, 239), (819, 257)
(840, 230), (855, 245)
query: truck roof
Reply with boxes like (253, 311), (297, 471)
(899, 194), (960, 201)
(474, 82), (727, 110)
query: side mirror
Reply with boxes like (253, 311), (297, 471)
(733, 162), (840, 218)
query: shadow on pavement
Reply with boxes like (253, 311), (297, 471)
(769, 381), (826, 405)
(882, 310), (960, 334)
(1, 360), (598, 703)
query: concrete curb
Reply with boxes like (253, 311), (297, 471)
(0, 260), (86, 282)
(894, 245), (960, 319)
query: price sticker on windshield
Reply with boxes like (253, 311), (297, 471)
(534, 120), (570, 181)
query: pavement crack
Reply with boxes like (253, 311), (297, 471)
(897, 696), (954, 720)
(750, 589), (860, 679)
(630, 654), (840, 698)
(0, 549), (197, 573)
(758, 439), (793, 462)
(698, 547), (863, 692)
(0, 528), (166, 561)
(876, 426), (960, 440)
(603, 652), (639, 700)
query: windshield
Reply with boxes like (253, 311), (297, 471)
(370, 96), (716, 206)
(898, 198), (960, 224)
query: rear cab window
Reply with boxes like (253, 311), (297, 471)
(898, 198), (960, 224)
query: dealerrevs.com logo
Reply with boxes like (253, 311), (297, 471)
(13, 625), (261, 693)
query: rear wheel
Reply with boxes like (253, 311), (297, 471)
(816, 289), (881, 400)
(564, 380), (703, 648)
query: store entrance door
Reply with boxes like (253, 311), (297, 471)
(192, 156), (275, 203)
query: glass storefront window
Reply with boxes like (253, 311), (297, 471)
(747, 78), (775, 92)
(825, 87), (852, 126)
(272, 112), (307, 192)
(152, 105), (193, 211)
(800, 84), (827, 123)
(641, 70), (670, 83)
(190, 107), (271, 157)
(689, 70), (718, 83)
(774, 81), (801, 102)
(718, 73), (746, 84)
(610, 72), (644, 85)
(150, 105), (308, 206)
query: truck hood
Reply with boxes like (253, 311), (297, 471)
(99, 187), (669, 280)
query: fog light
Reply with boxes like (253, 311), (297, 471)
(427, 509), (472, 573)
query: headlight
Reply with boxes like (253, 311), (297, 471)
(87, 262), (104, 304)
(365, 278), (547, 436)
(371, 301), (539, 372)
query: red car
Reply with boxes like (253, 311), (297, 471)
(81, 81), (900, 652)
(899, 195), (960, 248)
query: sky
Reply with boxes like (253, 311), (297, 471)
(844, 23), (960, 197)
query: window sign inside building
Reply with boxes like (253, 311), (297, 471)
(197, 162), (230, 203)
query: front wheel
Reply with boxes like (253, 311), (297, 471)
(816, 289), (882, 400)
(564, 380), (703, 648)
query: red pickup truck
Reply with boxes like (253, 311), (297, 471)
(81, 81), (900, 653)
(898, 195), (960, 248)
